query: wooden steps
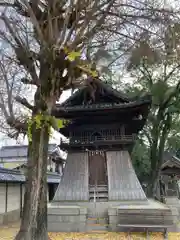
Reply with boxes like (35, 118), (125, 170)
(87, 216), (109, 232)
(89, 185), (108, 202)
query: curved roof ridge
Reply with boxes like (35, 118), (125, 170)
(60, 78), (133, 107)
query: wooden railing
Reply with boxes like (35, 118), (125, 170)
(61, 134), (136, 146)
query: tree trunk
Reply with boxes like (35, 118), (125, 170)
(147, 153), (165, 199)
(15, 123), (50, 240)
(147, 113), (170, 199)
(147, 140), (158, 198)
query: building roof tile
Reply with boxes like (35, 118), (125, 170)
(0, 167), (61, 183)
(0, 144), (56, 159)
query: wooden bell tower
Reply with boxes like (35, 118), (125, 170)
(52, 79), (151, 202)
(48, 79), (173, 233)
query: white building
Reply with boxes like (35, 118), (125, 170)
(0, 143), (66, 225)
(0, 144), (66, 171)
(0, 167), (60, 225)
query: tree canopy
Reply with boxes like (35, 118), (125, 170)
(120, 19), (180, 197)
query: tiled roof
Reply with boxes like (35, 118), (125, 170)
(163, 151), (176, 163)
(161, 152), (180, 169)
(0, 167), (61, 183)
(46, 171), (61, 184)
(0, 144), (57, 158)
(60, 79), (132, 108)
(0, 168), (24, 182)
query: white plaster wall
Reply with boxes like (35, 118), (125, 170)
(0, 182), (50, 214)
(7, 183), (20, 212)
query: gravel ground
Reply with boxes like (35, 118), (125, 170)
(0, 223), (179, 240)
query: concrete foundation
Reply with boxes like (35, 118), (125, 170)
(165, 196), (180, 207)
(48, 200), (173, 232)
(48, 151), (174, 232)
(164, 197), (180, 231)
(108, 199), (173, 231)
(0, 209), (20, 225)
(48, 205), (87, 232)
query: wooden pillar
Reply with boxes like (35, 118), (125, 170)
(5, 182), (8, 213)
(120, 125), (125, 136)
(47, 184), (49, 202)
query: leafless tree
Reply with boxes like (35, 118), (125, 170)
(0, 53), (32, 138)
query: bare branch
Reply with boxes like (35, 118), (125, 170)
(6, 116), (27, 132)
(73, 0), (115, 48)
(0, 14), (24, 47)
(15, 96), (34, 111)
(21, 77), (39, 86)
(0, 2), (14, 7)
(21, 0), (45, 45)
(0, 60), (13, 116)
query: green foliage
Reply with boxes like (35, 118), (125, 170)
(26, 46), (98, 142)
(131, 139), (151, 183)
(124, 25), (180, 193)
(151, 80), (168, 105)
(167, 135), (180, 152)
(64, 47), (98, 78)
(51, 117), (70, 130)
(78, 65), (98, 77)
(166, 118), (180, 152)
(67, 51), (81, 62)
(27, 113), (69, 142)
(27, 119), (33, 142)
(27, 113), (51, 142)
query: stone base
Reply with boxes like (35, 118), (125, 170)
(108, 199), (173, 231)
(48, 199), (173, 232)
(164, 197), (180, 228)
(165, 196), (180, 206)
(165, 196), (180, 214)
(48, 204), (87, 232)
(0, 209), (20, 225)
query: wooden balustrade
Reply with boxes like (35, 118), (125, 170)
(61, 134), (136, 146)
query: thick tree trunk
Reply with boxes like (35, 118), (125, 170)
(15, 124), (50, 240)
(147, 115), (169, 199)
(147, 157), (163, 199)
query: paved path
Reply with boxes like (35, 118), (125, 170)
(0, 223), (179, 239)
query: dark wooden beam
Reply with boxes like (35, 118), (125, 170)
(161, 168), (180, 176)
(60, 144), (132, 153)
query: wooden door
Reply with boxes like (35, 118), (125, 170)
(89, 152), (107, 186)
